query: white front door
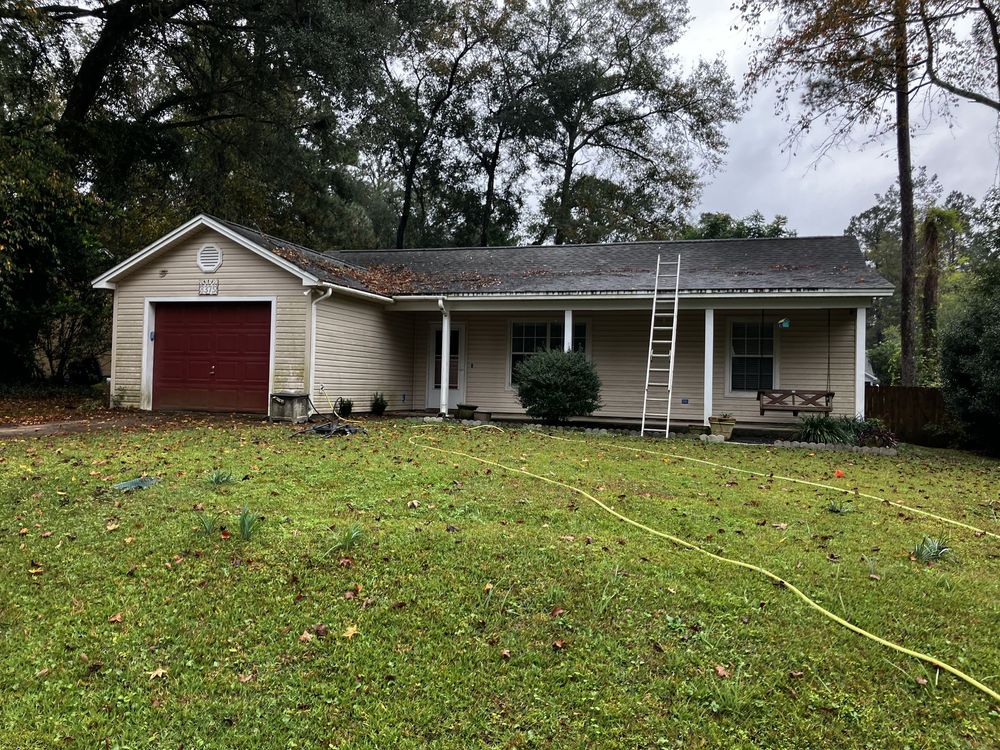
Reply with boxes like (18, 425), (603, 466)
(427, 323), (466, 410)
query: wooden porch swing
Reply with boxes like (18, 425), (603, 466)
(757, 309), (835, 416)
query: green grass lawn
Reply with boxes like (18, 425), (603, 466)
(1, 420), (998, 748)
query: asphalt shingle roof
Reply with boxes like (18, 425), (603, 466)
(333, 236), (891, 296)
(216, 219), (374, 293)
(214, 217), (892, 297)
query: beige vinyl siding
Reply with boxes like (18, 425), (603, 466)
(312, 295), (415, 411)
(712, 308), (856, 423)
(410, 310), (702, 421)
(110, 228), (309, 408)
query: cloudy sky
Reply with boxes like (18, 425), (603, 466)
(676, 1), (1000, 236)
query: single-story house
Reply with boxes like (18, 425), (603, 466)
(91, 214), (893, 429)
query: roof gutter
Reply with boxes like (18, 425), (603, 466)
(316, 281), (394, 304)
(395, 288), (894, 302)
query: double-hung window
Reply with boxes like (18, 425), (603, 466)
(510, 321), (587, 384)
(730, 321), (774, 392)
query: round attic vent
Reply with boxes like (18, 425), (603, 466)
(197, 244), (223, 273)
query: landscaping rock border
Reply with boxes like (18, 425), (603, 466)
(772, 439), (897, 456)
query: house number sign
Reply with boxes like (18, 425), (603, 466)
(198, 279), (219, 296)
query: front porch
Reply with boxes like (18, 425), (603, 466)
(396, 299), (867, 429)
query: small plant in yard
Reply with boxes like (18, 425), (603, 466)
(322, 523), (364, 559)
(196, 511), (219, 536)
(849, 417), (898, 448)
(912, 536), (952, 564)
(514, 350), (601, 424)
(238, 505), (262, 541)
(207, 469), (234, 486)
(336, 397), (354, 418)
(794, 414), (852, 444)
(827, 498), (853, 514)
(370, 392), (388, 416)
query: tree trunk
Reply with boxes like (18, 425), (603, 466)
(921, 219), (940, 355)
(480, 132), (504, 246)
(895, 1), (918, 387)
(553, 133), (576, 245)
(60, 1), (194, 126)
(396, 150), (421, 249)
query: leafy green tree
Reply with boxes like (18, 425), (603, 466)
(940, 276), (1000, 453)
(0, 135), (105, 382)
(918, 206), (963, 382)
(365, 0), (502, 248)
(532, 175), (684, 244)
(739, 0), (948, 386)
(525, 0), (736, 244)
(681, 211), (794, 240)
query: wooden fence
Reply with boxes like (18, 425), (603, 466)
(864, 385), (947, 442)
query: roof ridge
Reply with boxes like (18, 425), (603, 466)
(338, 235), (850, 253)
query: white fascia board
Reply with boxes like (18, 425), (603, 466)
(391, 291), (891, 313)
(91, 214), (320, 289)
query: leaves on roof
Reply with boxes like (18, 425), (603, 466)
(272, 243), (513, 295)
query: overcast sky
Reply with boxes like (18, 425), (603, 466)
(676, 1), (1000, 236)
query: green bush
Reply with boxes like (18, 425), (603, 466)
(370, 392), (388, 416)
(794, 414), (852, 444)
(794, 415), (897, 447)
(335, 397), (353, 418)
(514, 350), (601, 424)
(940, 291), (1000, 453)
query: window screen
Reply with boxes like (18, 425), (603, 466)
(730, 321), (774, 391)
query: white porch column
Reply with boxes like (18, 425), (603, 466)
(855, 306), (867, 418)
(703, 308), (714, 426)
(439, 300), (451, 417)
(563, 309), (573, 352)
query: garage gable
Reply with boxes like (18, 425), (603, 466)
(106, 225), (315, 411)
(92, 214), (318, 289)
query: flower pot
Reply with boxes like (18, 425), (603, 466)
(708, 416), (736, 441)
(455, 404), (478, 420)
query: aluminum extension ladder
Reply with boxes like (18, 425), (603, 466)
(640, 254), (681, 437)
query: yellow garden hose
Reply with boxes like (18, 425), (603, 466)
(408, 431), (1000, 704)
(533, 432), (1000, 541)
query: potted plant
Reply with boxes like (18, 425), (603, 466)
(455, 403), (478, 420)
(708, 412), (736, 440)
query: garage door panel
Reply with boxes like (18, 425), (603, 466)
(152, 302), (271, 413)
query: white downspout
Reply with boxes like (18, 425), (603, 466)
(703, 308), (714, 426)
(438, 296), (450, 417)
(309, 287), (333, 412)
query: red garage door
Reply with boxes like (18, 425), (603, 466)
(152, 302), (271, 413)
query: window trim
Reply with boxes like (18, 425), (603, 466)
(505, 317), (591, 390)
(725, 317), (780, 398)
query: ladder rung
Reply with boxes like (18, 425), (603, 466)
(649, 368), (671, 372)
(646, 396), (671, 401)
(650, 353), (671, 358)
(648, 382), (670, 387)
(645, 413), (670, 418)
(653, 326), (673, 330)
